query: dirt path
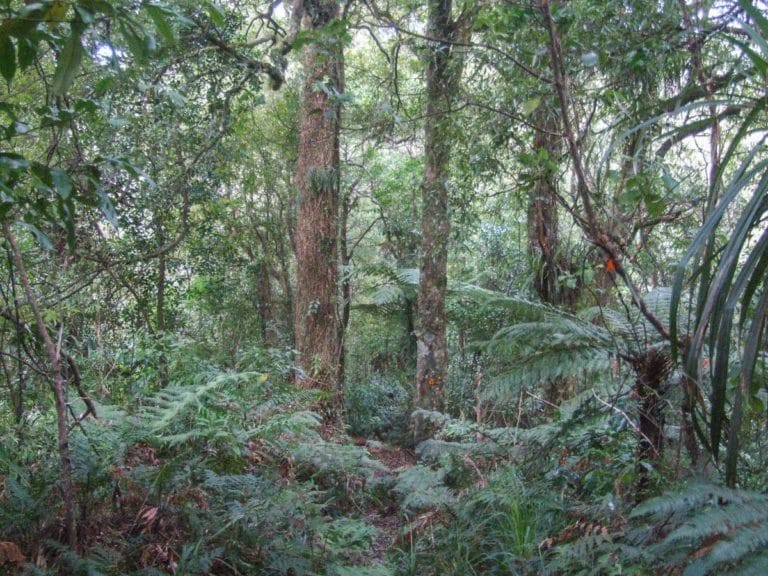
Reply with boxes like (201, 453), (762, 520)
(361, 441), (416, 561)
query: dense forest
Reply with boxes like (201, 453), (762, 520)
(1, 0), (768, 573)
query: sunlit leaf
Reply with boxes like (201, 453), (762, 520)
(52, 25), (84, 96)
(522, 97), (541, 116)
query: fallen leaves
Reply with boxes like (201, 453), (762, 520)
(0, 541), (24, 568)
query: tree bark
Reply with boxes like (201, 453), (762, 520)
(338, 190), (352, 386)
(528, 103), (562, 305)
(293, 0), (345, 423)
(414, 0), (467, 439)
(154, 215), (169, 387)
(4, 224), (77, 549)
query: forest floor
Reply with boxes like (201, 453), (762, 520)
(354, 439), (416, 562)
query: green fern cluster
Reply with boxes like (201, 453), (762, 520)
(629, 482), (768, 575)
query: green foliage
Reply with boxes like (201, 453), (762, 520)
(399, 464), (566, 576)
(346, 373), (411, 442)
(663, 1), (768, 485)
(473, 288), (676, 416)
(395, 465), (456, 513)
(630, 483), (768, 575)
(0, 342), (398, 574)
(1, 0), (766, 574)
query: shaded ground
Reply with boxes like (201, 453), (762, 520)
(361, 441), (416, 561)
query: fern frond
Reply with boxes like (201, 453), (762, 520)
(247, 410), (321, 442)
(630, 482), (758, 520)
(726, 551), (768, 576)
(140, 371), (264, 433)
(630, 483), (768, 575)
(291, 441), (386, 482)
(369, 284), (407, 314)
(459, 285), (554, 323)
(394, 465), (455, 512)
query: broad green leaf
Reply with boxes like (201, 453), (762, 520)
(98, 191), (118, 228)
(50, 168), (72, 199)
(58, 196), (76, 248)
(18, 222), (53, 250)
(740, 22), (768, 60)
(94, 76), (115, 95)
(165, 89), (186, 107)
(740, 0), (768, 38)
(77, 0), (115, 16)
(12, 122), (30, 135)
(18, 3), (46, 18)
(44, 1), (70, 22)
(16, 37), (38, 70)
(0, 184), (13, 205)
(119, 22), (155, 63)
(0, 35), (16, 84)
(74, 6), (96, 25)
(0, 153), (30, 171)
(52, 26), (85, 96)
(74, 98), (98, 114)
(734, 40), (767, 75)
(146, 4), (176, 44)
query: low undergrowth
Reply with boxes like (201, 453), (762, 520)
(2, 342), (766, 575)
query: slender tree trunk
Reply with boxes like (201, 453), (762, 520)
(6, 248), (26, 429)
(256, 258), (276, 346)
(414, 0), (467, 440)
(338, 190), (352, 386)
(4, 224), (77, 549)
(249, 233), (277, 347)
(293, 0), (345, 423)
(528, 103), (561, 305)
(276, 231), (294, 346)
(155, 217), (169, 387)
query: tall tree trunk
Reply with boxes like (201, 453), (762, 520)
(293, 0), (344, 423)
(414, 0), (466, 440)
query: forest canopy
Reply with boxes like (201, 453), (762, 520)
(1, 0), (768, 574)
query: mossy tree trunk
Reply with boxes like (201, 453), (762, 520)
(415, 0), (469, 439)
(294, 0), (345, 423)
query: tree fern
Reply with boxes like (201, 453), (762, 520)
(356, 265), (419, 315)
(475, 288), (679, 416)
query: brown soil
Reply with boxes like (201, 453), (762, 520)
(362, 442), (416, 563)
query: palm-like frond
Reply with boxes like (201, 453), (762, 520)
(355, 264), (418, 315)
(670, 2), (768, 485)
